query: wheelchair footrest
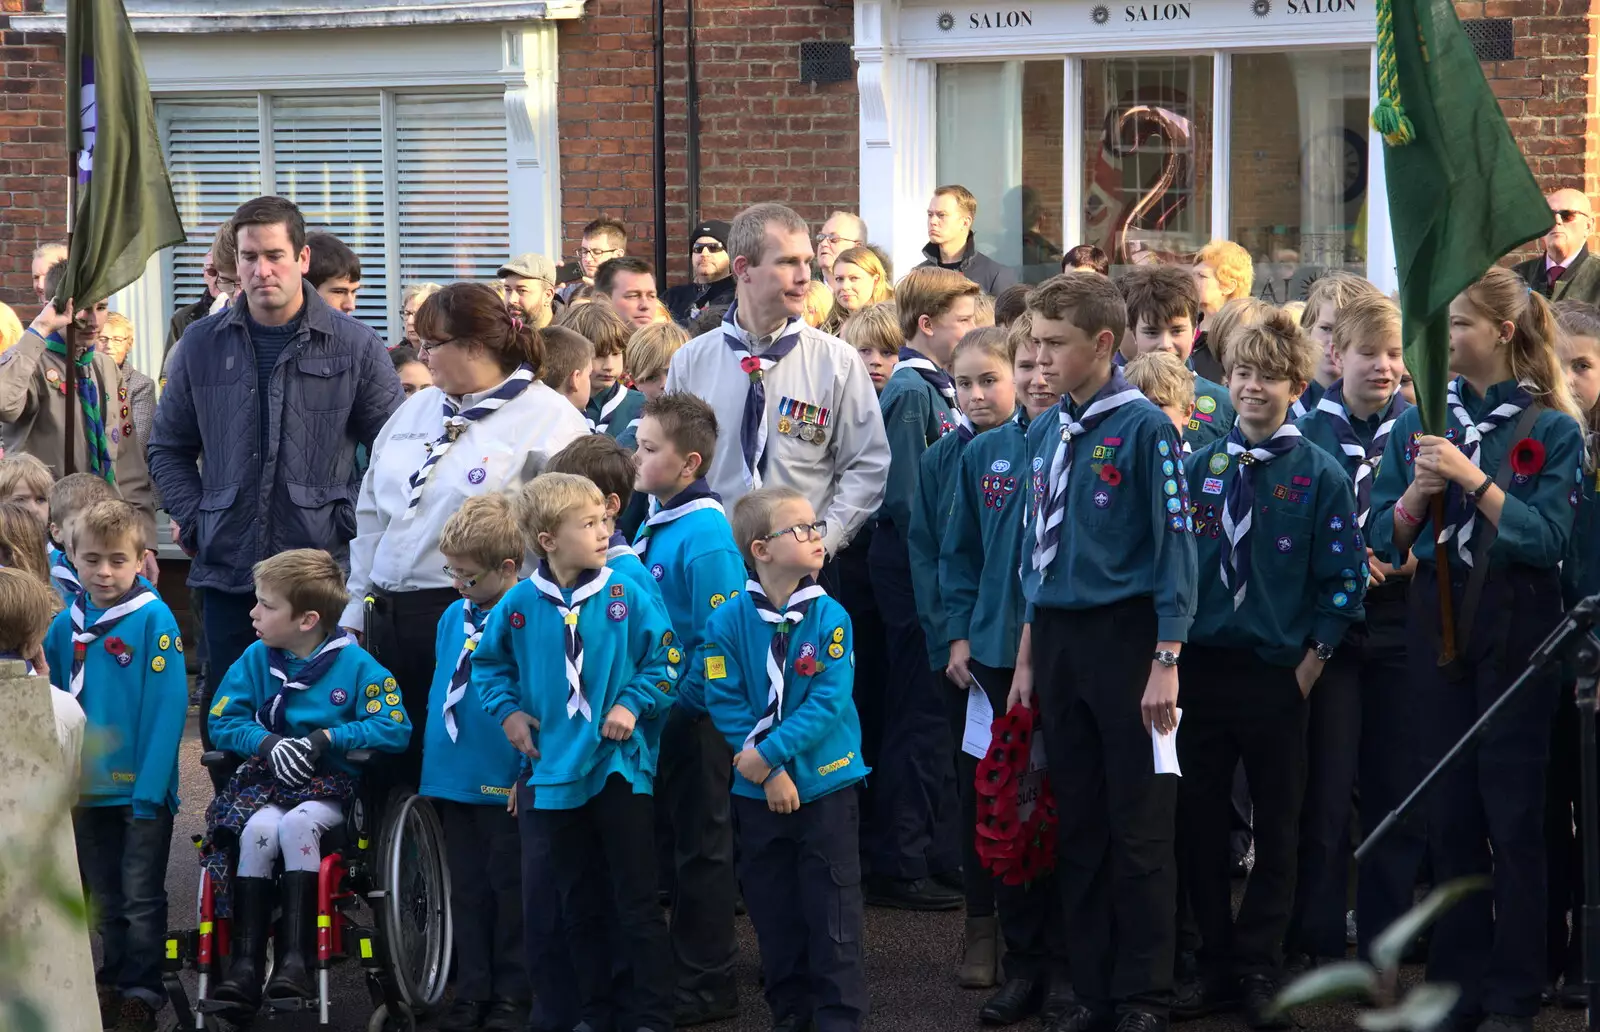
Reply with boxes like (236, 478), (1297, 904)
(264, 995), (318, 1013)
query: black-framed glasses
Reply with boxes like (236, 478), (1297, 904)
(815, 233), (858, 246)
(765, 520), (828, 543)
(419, 337), (461, 353)
(442, 564), (483, 588)
(691, 242), (725, 255)
(1556, 209), (1592, 224)
(577, 246), (622, 260)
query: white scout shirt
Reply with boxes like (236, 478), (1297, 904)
(664, 319), (890, 556)
(341, 374), (588, 631)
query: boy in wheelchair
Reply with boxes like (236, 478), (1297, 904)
(202, 548), (412, 1016)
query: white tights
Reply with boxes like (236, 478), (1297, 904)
(236, 800), (345, 878)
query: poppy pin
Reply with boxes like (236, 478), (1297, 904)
(1509, 437), (1546, 478)
(509, 611), (525, 629)
(740, 356), (763, 382)
(793, 655), (818, 677)
(1099, 464), (1122, 486)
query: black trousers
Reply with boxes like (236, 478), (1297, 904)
(656, 707), (738, 997)
(866, 524), (959, 880)
(734, 786), (868, 1032)
(1287, 583), (1410, 960)
(1411, 563), (1561, 1020)
(1178, 646), (1308, 981)
(822, 527), (889, 867)
(199, 588), (258, 793)
(1545, 685), (1586, 982)
(367, 586), (459, 789)
(437, 800), (528, 1004)
(1033, 601), (1176, 1016)
(963, 660), (1067, 981)
(1350, 587), (1429, 962)
(530, 774), (674, 1032)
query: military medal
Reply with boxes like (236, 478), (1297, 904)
(777, 416), (793, 435)
(799, 424), (816, 442)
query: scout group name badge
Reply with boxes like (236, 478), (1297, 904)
(776, 397), (830, 444)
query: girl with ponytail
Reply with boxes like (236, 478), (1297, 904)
(1368, 264), (1585, 1026)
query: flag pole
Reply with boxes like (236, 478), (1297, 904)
(1431, 494), (1456, 663)
(61, 0), (77, 477)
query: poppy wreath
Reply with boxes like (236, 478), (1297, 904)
(972, 704), (1059, 885)
(1509, 437), (1546, 478)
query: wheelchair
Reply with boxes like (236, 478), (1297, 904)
(162, 749), (453, 1031)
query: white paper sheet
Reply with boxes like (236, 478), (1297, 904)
(961, 681), (995, 759)
(1152, 707), (1183, 776)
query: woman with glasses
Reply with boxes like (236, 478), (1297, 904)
(664, 220), (736, 326)
(98, 312), (156, 451)
(399, 281), (443, 350)
(342, 281), (588, 786)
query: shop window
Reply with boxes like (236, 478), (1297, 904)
(936, 61), (1066, 285)
(159, 91), (510, 343)
(1229, 49), (1372, 301)
(1081, 55), (1214, 274)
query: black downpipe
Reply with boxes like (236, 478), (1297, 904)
(686, 0), (700, 226)
(653, 0), (668, 276)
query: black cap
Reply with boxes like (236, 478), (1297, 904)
(689, 219), (732, 249)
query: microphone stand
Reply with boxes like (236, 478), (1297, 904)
(1356, 596), (1600, 1030)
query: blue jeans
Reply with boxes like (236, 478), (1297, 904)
(74, 805), (175, 1006)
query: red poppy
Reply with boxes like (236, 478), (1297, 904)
(104, 637), (128, 656)
(509, 611), (525, 629)
(740, 356), (762, 375)
(793, 655), (818, 677)
(1099, 464), (1123, 486)
(1510, 437), (1546, 477)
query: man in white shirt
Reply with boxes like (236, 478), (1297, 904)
(658, 202), (889, 1023)
(1514, 187), (1600, 304)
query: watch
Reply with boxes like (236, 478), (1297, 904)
(1469, 472), (1494, 502)
(1312, 641), (1336, 662)
(1152, 649), (1180, 668)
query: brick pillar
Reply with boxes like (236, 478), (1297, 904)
(0, 0), (68, 316)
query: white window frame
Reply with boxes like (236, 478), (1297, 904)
(857, 1), (1394, 292)
(111, 22), (563, 381)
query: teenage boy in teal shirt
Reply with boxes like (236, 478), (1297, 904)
(1117, 264), (1235, 454)
(1179, 309), (1363, 1027)
(1016, 272), (1197, 1032)
(866, 265), (978, 911)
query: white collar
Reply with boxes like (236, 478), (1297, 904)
(451, 368), (527, 409)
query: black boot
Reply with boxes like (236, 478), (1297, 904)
(264, 871), (318, 1001)
(211, 876), (274, 1011)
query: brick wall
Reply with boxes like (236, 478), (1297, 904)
(1462, 0), (1600, 254)
(555, 0), (859, 284)
(0, 0), (66, 317)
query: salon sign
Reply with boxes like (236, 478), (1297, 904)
(903, 0), (1365, 42)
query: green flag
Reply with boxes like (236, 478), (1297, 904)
(56, 0), (185, 311)
(1376, 0), (1552, 433)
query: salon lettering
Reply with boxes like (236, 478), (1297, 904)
(968, 9), (1034, 28)
(1124, 2), (1191, 21)
(1286, 0), (1356, 10)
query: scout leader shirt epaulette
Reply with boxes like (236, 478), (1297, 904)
(44, 595), (187, 814)
(1019, 396), (1198, 643)
(876, 358), (962, 532)
(418, 598), (524, 805)
(473, 569), (679, 810)
(696, 591), (869, 805)
(1367, 378), (1584, 572)
(1184, 435), (1366, 665)
(907, 427), (971, 672)
(940, 416), (1031, 671)
(1183, 374), (1236, 454)
(207, 639), (412, 775)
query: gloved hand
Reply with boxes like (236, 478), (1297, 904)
(299, 728), (332, 763)
(267, 736), (316, 787)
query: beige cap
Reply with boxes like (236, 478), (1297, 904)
(497, 253), (556, 284)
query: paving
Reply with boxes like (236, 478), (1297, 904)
(148, 717), (1590, 1031)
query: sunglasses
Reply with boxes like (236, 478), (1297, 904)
(691, 242), (725, 255)
(1555, 209), (1592, 224)
(765, 520), (828, 543)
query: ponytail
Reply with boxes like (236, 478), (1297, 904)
(1463, 266), (1583, 425)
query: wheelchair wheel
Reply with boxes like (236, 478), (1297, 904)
(376, 789), (452, 1011)
(366, 1001), (416, 1032)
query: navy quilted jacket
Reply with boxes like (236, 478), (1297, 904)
(149, 283), (403, 592)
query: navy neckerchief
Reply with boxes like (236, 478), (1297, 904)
(440, 602), (487, 742)
(403, 364), (536, 518)
(68, 585), (159, 698)
(50, 545), (82, 597)
(1315, 379), (1410, 529)
(633, 478), (725, 561)
(741, 575), (828, 752)
(257, 632), (355, 734)
(1030, 370), (1146, 572)
(531, 562), (612, 721)
(1220, 423), (1304, 609)
(722, 300), (806, 488)
(1439, 377), (1535, 565)
(897, 346), (959, 413)
(588, 381), (627, 435)
(606, 530), (635, 563)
